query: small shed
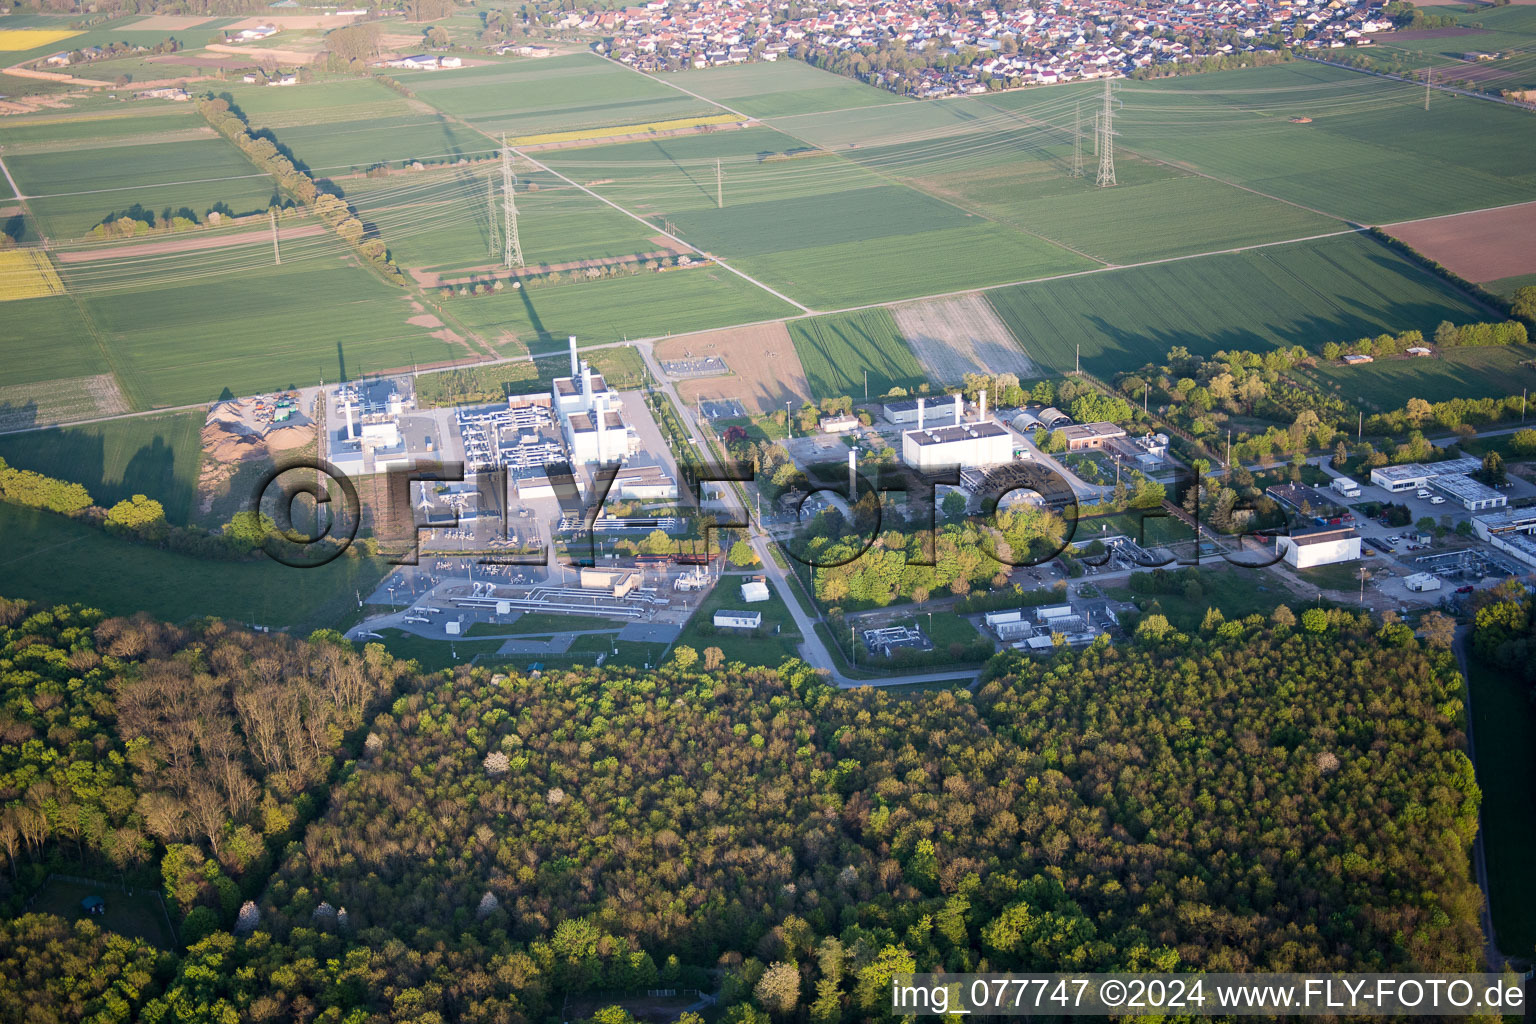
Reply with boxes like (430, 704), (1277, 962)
(80, 896), (105, 915)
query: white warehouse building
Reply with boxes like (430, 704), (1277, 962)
(1275, 526), (1361, 569)
(902, 422), (1012, 471)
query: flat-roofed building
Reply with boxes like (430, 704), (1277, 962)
(1430, 473), (1507, 512)
(1061, 421), (1127, 451)
(1275, 526), (1361, 568)
(1370, 457), (1484, 492)
(714, 609), (762, 630)
(902, 422), (1012, 471)
(882, 396), (960, 427)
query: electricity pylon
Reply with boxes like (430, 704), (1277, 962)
(1070, 100), (1084, 177)
(1096, 78), (1117, 188)
(487, 175), (499, 258)
(501, 135), (523, 269)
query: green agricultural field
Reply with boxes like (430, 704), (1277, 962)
(543, 125), (1089, 307)
(0, 107), (203, 150)
(740, 223), (1086, 308)
(789, 307), (927, 398)
(7, 135), (276, 239)
(389, 53), (717, 137)
(64, 56), (209, 82)
(1485, 272), (1536, 298)
(1103, 61), (1536, 223)
(448, 265), (797, 354)
(793, 85), (1344, 265)
(343, 167), (663, 279)
(1370, 3), (1536, 58)
(0, 503), (388, 630)
(223, 77), (419, 128)
(0, 295), (112, 389)
(261, 116), (491, 176)
(985, 231), (1490, 377)
(74, 256), (472, 408)
(1303, 343), (1536, 409)
(673, 59), (911, 118)
(0, 410), (204, 522)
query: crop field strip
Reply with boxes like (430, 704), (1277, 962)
(5, 135), (279, 240)
(0, 27), (80, 49)
(1100, 62), (1536, 224)
(79, 258), (481, 409)
(448, 264), (801, 356)
(380, 53), (722, 139)
(536, 122), (1095, 309)
(581, 56), (1384, 310)
(982, 231), (1491, 378)
(343, 168), (671, 281)
(789, 308), (929, 398)
(0, 248), (63, 300)
(660, 59), (914, 119)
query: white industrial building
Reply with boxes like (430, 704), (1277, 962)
(1369, 457), (1482, 493)
(903, 422), (1012, 471)
(1330, 476), (1362, 498)
(552, 338), (637, 465)
(883, 396), (961, 427)
(1404, 572), (1442, 592)
(713, 609), (762, 630)
(327, 380), (413, 477)
(1430, 473), (1507, 512)
(900, 392), (1010, 471)
(1275, 526), (1361, 568)
(740, 579), (770, 603)
(984, 608), (1035, 641)
(1472, 508), (1536, 569)
(1061, 421), (1127, 451)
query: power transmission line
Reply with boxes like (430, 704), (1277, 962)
(1072, 103), (1085, 176)
(269, 208), (280, 265)
(716, 158), (724, 208)
(1097, 78), (1117, 188)
(501, 135), (524, 269)
(487, 174), (499, 258)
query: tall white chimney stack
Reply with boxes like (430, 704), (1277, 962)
(848, 449), (857, 497)
(917, 397), (925, 431)
(343, 395), (355, 441)
(979, 389), (987, 423)
(595, 394), (607, 462)
(954, 392), (962, 426)
(568, 336), (579, 378)
(581, 362), (594, 411)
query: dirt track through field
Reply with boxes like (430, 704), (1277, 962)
(1385, 201), (1536, 282)
(656, 323), (811, 414)
(892, 294), (1036, 383)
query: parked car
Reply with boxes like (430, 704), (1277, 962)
(1456, 585), (1475, 594)
(1429, 496), (1446, 505)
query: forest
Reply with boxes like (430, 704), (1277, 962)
(0, 593), (1489, 1023)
